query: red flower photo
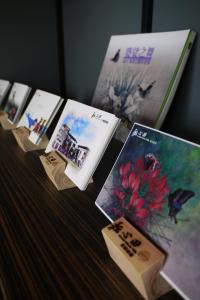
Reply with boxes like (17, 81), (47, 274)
(110, 156), (169, 227)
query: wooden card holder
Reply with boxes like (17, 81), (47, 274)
(39, 151), (77, 190)
(102, 217), (172, 300)
(0, 109), (6, 117)
(0, 110), (16, 130)
(12, 127), (49, 152)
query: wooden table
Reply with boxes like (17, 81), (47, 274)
(0, 128), (181, 300)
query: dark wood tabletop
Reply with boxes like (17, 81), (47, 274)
(0, 127), (182, 300)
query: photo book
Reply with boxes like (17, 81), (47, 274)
(45, 99), (120, 190)
(0, 79), (11, 106)
(17, 89), (63, 144)
(3, 82), (31, 124)
(95, 123), (200, 300)
(92, 29), (196, 142)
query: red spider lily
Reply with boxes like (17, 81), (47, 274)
(148, 175), (169, 197)
(133, 198), (145, 210)
(134, 157), (144, 175)
(126, 192), (144, 210)
(149, 201), (163, 211)
(113, 157), (169, 227)
(113, 187), (125, 207)
(129, 171), (140, 191)
(120, 161), (131, 177)
(135, 208), (149, 218)
(121, 176), (129, 189)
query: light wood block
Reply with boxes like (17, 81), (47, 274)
(12, 127), (48, 152)
(0, 110), (16, 130)
(102, 217), (172, 300)
(40, 151), (77, 190)
(0, 109), (6, 117)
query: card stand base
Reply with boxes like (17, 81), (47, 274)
(102, 217), (172, 300)
(39, 151), (77, 190)
(0, 111), (16, 130)
(0, 109), (6, 117)
(12, 127), (48, 152)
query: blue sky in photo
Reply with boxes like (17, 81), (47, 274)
(62, 113), (95, 143)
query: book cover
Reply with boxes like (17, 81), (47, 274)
(45, 99), (120, 190)
(4, 82), (31, 124)
(17, 90), (63, 144)
(0, 79), (11, 106)
(92, 30), (195, 142)
(95, 123), (200, 300)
